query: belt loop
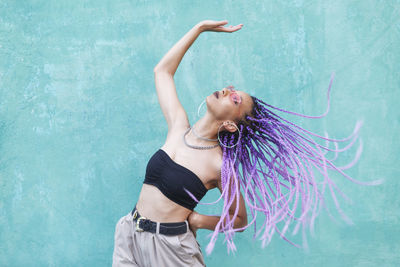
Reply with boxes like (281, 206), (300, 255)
(184, 220), (189, 232)
(156, 222), (160, 234)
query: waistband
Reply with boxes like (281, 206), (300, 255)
(131, 205), (188, 236)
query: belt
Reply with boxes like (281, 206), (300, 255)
(131, 205), (188, 236)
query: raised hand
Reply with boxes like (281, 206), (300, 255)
(197, 20), (243, 33)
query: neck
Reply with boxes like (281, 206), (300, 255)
(191, 112), (220, 142)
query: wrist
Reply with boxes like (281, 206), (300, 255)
(194, 23), (204, 33)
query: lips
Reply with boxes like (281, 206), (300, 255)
(213, 91), (219, 98)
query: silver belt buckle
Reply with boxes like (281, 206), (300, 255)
(136, 216), (147, 232)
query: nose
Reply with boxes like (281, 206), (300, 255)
(222, 86), (235, 96)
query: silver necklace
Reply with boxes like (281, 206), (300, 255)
(183, 127), (220, 150)
(191, 124), (218, 141)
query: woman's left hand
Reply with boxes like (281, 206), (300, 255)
(187, 211), (200, 238)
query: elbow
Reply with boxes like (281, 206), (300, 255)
(153, 67), (172, 76)
(237, 217), (248, 232)
(153, 65), (168, 73)
(153, 64), (161, 73)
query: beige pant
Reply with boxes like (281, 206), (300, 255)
(112, 210), (206, 267)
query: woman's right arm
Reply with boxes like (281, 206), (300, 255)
(154, 23), (202, 75)
(153, 23), (203, 131)
(153, 21), (243, 131)
(153, 20), (242, 75)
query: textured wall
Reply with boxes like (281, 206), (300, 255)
(0, 0), (399, 266)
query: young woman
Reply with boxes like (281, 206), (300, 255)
(112, 20), (382, 267)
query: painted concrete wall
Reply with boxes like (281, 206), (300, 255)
(0, 0), (399, 266)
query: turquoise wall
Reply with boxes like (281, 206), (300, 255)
(1, 0), (399, 266)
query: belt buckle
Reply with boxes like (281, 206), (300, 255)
(136, 216), (147, 232)
(132, 210), (138, 219)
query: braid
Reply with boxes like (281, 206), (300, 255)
(184, 72), (383, 255)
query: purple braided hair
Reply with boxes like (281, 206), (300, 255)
(184, 72), (383, 255)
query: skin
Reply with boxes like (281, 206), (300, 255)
(135, 20), (250, 239)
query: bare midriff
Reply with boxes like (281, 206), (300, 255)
(135, 183), (193, 223)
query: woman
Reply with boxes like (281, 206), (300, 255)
(112, 20), (382, 267)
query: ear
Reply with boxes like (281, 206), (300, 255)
(223, 121), (237, 133)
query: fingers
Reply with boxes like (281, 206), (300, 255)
(235, 24), (244, 29)
(218, 24), (243, 32)
(205, 21), (243, 33)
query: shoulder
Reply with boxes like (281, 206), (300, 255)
(164, 122), (190, 145)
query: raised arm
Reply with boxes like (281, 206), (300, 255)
(153, 20), (243, 132)
(153, 23), (203, 131)
(154, 23), (202, 75)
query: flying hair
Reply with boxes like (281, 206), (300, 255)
(183, 72), (384, 255)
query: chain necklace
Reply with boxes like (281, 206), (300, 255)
(191, 124), (218, 141)
(183, 127), (220, 150)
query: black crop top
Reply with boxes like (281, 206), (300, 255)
(143, 149), (208, 211)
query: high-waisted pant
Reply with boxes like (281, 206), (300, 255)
(112, 209), (207, 267)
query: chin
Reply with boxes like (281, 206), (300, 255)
(205, 96), (211, 109)
(205, 97), (214, 113)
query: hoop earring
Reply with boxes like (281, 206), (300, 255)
(217, 123), (241, 148)
(197, 99), (206, 118)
